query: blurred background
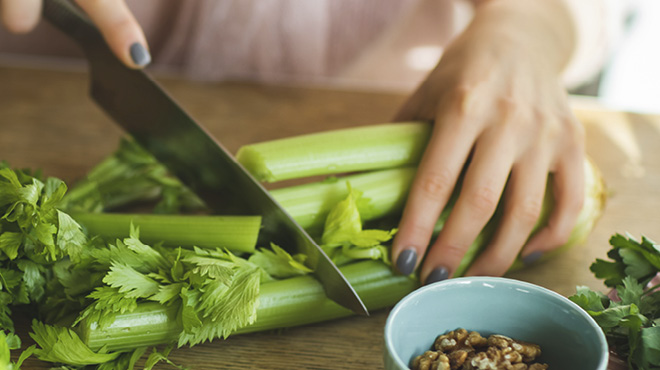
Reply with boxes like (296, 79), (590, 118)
(0, 0), (657, 113)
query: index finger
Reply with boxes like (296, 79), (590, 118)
(391, 106), (479, 276)
(75, 0), (150, 68)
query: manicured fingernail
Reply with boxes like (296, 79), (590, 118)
(425, 266), (449, 285)
(522, 251), (543, 265)
(130, 42), (151, 67)
(396, 248), (417, 275)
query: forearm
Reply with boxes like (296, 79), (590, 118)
(467, 0), (576, 73)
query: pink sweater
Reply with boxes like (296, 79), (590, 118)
(0, 0), (620, 91)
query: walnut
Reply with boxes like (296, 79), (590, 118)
(447, 349), (470, 369)
(434, 329), (488, 353)
(412, 351), (439, 370)
(411, 351), (451, 370)
(487, 335), (542, 363)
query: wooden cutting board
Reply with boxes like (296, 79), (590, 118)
(1, 66), (658, 369)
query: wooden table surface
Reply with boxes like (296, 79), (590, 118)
(2, 65), (659, 369)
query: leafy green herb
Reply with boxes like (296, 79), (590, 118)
(570, 234), (660, 370)
(321, 186), (395, 265)
(30, 320), (120, 366)
(248, 243), (312, 279)
(59, 138), (205, 214)
(67, 224), (263, 347)
(0, 166), (88, 363)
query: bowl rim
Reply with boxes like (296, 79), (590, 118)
(383, 276), (609, 370)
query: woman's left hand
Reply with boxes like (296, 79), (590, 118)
(390, 0), (586, 282)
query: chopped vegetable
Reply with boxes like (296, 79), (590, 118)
(237, 123), (607, 275)
(0, 164), (87, 359)
(271, 167), (415, 233)
(236, 122), (431, 182)
(71, 212), (261, 253)
(78, 260), (417, 352)
(0, 117), (608, 369)
(59, 138), (205, 214)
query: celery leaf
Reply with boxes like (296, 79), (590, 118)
(55, 211), (86, 261)
(320, 186), (396, 265)
(103, 262), (160, 298)
(30, 321), (120, 365)
(248, 243), (312, 279)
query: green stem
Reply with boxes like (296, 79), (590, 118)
(79, 260), (418, 352)
(71, 213), (261, 253)
(273, 167), (416, 233)
(236, 122), (431, 182)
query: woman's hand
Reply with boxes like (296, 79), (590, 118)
(391, 0), (585, 282)
(1, 0), (150, 68)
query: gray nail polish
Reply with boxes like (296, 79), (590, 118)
(522, 251), (543, 265)
(396, 249), (417, 275)
(130, 42), (151, 67)
(425, 266), (450, 285)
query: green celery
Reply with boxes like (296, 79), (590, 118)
(70, 213), (261, 253)
(60, 138), (205, 214)
(236, 122), (431, 182)
(272, 167), (415, 233)
(78, 260), (418, 352)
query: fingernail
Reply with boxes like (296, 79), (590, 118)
(522, 251), (543, 265)
(130, 42), (151, 67)
(396, 248), (417, 275)
(425, 266), (450, 285)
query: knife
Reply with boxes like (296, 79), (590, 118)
(42, 0), (368, 316)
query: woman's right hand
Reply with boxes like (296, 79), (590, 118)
(1, 0), (150, 68)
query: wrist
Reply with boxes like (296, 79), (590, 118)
(469, 0), (576, 73)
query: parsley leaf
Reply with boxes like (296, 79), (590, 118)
(571, 234), (660, 370)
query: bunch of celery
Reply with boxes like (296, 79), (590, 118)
(1, 121), (606, 369)
(0, 162), (87, 368)
(236, 122), (607, 273)
(0, 159), (416, 368)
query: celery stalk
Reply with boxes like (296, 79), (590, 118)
(236, 122), (431, 182)
(79, 261), (418, 352)
(239, 122), (606, 275)
(272, 167), (415, 233)
(71, 213), (261, 253)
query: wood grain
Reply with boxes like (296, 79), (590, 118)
(2, 66), (659, 369)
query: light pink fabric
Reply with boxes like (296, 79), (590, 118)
(0, 0), (619, 90)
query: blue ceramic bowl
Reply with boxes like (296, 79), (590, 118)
(384, 277), (608, 370)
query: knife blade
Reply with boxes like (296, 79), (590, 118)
(43, 0), (368, 316)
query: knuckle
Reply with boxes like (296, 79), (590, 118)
(405, 222), (437, 241)
(510, 197), (543, 226)
(466, 185), (500, 215)
(497, 96), (525, 121)
(440, 242), (469, 264)
(417, 169), (455, 201)
(448, 83), (477, 116)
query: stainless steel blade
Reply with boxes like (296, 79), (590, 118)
(43, 0), (368, 315)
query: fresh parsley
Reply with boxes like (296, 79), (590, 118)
(569, 234), (660, 370)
